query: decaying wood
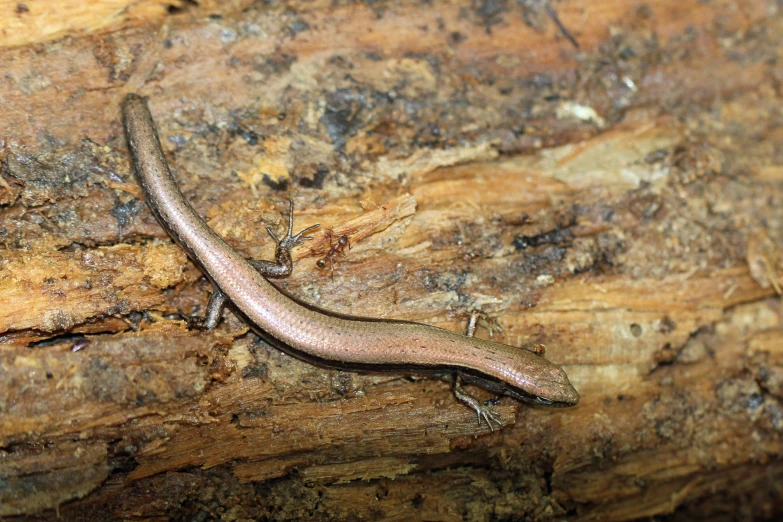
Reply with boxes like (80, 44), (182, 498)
(1, 0), (783, 520)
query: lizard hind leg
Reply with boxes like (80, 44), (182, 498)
(250, 200), (321, 277)
(267, 200), (321, 251)
(190, 201), (320, 329)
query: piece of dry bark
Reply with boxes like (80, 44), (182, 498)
(1, 1), (783, 520)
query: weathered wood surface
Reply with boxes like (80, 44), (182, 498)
(1, 0), (783, 520)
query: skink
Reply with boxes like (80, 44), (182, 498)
(121, 93), (579, 428)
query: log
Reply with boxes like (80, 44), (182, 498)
(1, 0), (782, 520)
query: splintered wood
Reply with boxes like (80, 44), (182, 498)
(299, 194), (417, 262)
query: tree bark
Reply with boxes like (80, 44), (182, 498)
(1, 0), (782, 520)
